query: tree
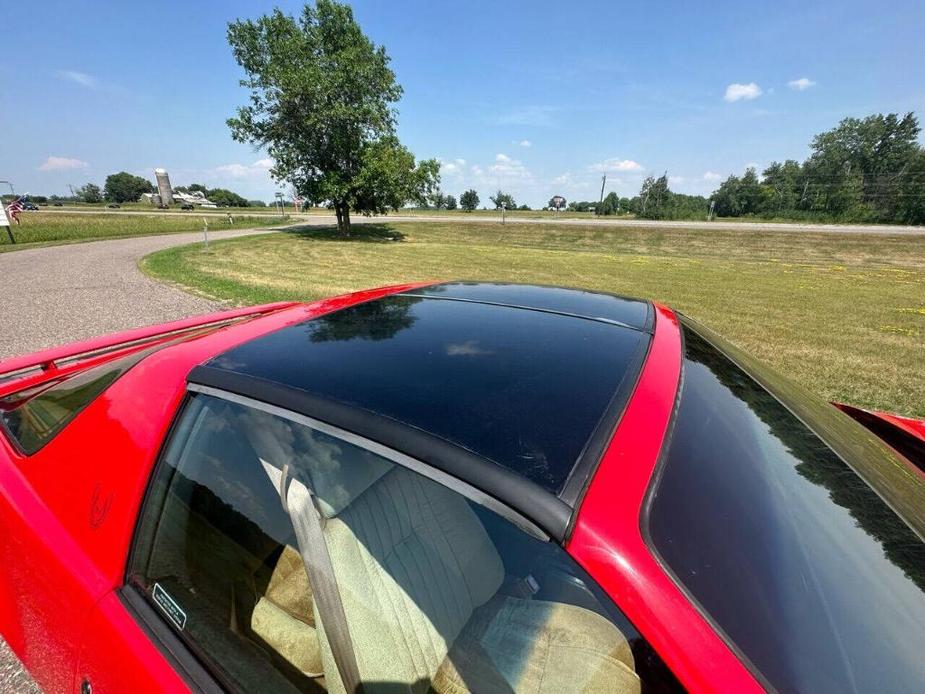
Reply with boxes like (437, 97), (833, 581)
(460, 189), (479, 211)
(761, 160), (804, 213)
(599, 192), (619, 215)
(809, 113), (919, 218)
(444, 194), (457, 210)
(489, 190), (516, 209)
(894, 149), (925, 225)
(207, 188), (250, 207)
(637, 175), (670, 218)
(226, 1), (438, 235)
(75, 183), (103, 204)
(428, 190), (447, 209)
(103, 172), (154, 203)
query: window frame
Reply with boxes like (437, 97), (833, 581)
(123, 383), (554, 692)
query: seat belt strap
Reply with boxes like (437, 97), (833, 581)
(264, 460), (363, 693)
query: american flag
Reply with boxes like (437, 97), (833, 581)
(4, 196), (24, 225)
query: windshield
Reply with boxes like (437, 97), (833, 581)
(646, 322), (925, 693)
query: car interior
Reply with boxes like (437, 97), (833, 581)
(140, 396), (648, 693)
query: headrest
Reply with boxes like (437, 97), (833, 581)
(241, 408), (392, 518)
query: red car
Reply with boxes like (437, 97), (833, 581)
(1, 282), (923, 694)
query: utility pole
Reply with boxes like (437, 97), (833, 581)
(597, 174), (606, 216)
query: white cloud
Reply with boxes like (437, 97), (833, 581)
(489, 153), (530, 179)
(724, 82), (762, 102)
(518, 139), (532, 148)
(703, 171), (722, 181)
(212, 158), (274, 178)
(589, 158), (642, 173)
(38, 156), (89, 171)
(446, 340), (492, 356)
(58, 70), (98, 88)
(787, 77), (816, 91)
(440, 158), (467, 175)
(669, 175), (686, 186)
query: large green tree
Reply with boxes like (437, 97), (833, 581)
(207, 188), (250, 207)
(103, 172), (155, 203)
(75, 183), (103, 204)
(489, 190), (516, 209)
(459, 189), (479, 211)
(226, 1), (438, 235)
(809, 113), (919, 217)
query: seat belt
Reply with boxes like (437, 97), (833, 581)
(262, 460), (364, 694)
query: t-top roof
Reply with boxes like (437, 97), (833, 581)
(196, 283), (652, 501)
(403, 282), (652, 330)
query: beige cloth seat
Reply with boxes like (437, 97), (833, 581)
(309, 462), (640, 694)
(249, 545), (324, 678)
(245, 415), (640, 693)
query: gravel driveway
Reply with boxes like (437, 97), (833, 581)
(0, 224), (296, 692)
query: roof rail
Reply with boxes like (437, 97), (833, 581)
(0, 302), (298, 384)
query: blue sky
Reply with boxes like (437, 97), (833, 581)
(5, 0), (925, 206)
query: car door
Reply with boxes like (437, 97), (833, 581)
(113, 388), (684, 693)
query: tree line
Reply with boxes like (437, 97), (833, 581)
(710, 113), (924, 224)
(55, 173), (263, 207)
(623, 112), (925, 223)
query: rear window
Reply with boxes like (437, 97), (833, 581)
(646, 325), (925, 693)
(0, 343), (167, 454)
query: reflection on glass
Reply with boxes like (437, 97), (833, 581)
(648, 327), (925, 693)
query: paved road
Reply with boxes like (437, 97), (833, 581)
(0, 224), (317, 360)
(35, 207), (925, 235)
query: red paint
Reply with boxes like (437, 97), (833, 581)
(834, 401), (925, 443)
(76, 591), (189, 694)
(566, 304), (762, 693)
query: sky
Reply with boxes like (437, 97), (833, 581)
(4, 0), (925, 207)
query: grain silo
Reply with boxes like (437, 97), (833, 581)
(154, 168), (174, 206)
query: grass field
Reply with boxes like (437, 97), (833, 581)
(0, 212), (288, 251)
(141, 221), (925, 417)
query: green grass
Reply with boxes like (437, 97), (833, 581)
(0, 212), (288, 252)
(141, 221), (925, 417)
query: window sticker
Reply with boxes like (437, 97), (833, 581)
(152, 583), (187, 631)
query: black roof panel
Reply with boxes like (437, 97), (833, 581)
(402, 282), (651, 330)
(201, 285), (650, 497)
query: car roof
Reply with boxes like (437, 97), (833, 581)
(189, 282), (653, 539)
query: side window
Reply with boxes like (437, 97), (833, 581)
(130, 391), (679, 693)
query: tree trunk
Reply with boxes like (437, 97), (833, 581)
(340, 204), (351, 237)
(334, 202), (351, 237)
